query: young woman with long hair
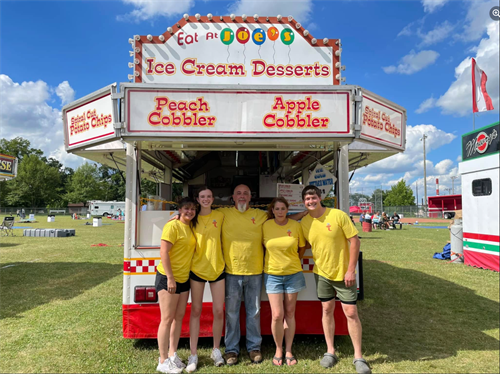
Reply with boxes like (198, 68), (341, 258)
(156, 197), (197, 374)
(262, 197), (306, 366)
(184, 187), (226, 372)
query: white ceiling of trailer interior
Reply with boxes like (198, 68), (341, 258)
(74, 138), (399, 183)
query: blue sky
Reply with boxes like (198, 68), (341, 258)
(1, 0), (499, 201)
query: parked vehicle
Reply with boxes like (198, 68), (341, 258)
(88, 201), (125, 217)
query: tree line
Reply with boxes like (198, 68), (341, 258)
(350, 180), (416, 208)
(0, 137), (156, 208)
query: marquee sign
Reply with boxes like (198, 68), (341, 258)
(124, 87), (352, 138)
(462, 122), (499, 162)
(63, 84), (118, 151)
(0, 153), (17, 180)
(360, 90), (404, 150)
(131, 15), (340, 86)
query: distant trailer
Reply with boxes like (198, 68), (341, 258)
(88, 201), (125, 217)
(459, 122), (499, 272)
(427, 194), (462, 219)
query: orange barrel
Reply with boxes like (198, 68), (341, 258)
(362, 221), (372, 232)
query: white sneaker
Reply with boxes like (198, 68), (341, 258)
(186, 354), (198, 373)
(210, 348), (225, 367)
(172, 352), (186, 369)
(157, 358), (183, 374)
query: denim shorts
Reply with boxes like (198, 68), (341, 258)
(264, 272), (306, 294)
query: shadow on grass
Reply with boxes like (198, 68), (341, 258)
(0, 243), (21, 247)
(0, 262), (121, 319)
(358, 259), (500, 363)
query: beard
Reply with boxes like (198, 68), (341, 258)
(237, 202), (247, 213)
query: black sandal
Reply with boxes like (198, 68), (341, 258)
(285, 356), (298, 366)
(272, 356), (283, 366)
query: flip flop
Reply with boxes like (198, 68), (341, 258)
(285, 356), (297, 366)
(272, 356), (283, 366)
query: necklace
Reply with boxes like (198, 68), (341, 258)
(199, 214), (211, 228)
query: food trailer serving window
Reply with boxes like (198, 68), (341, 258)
(472, 178), (492, 196)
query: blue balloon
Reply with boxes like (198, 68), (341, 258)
(252, 28), (266, 45)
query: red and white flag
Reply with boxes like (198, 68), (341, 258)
(471, 58), (494, 113)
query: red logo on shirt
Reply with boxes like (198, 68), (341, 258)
(212, 220), (217, 228)
(251, 217), (255, 224)
(326, 223), (331, 231)
(287, 229), (292, 236)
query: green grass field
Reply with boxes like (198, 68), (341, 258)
(1, 216), (499, 373)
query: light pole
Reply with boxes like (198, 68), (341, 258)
(451, 176), (458, 194)
(420, 134), (428, 208)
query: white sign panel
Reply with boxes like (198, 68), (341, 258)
(360, 92), (404, 149)
(125, 89), (351, 138)
(307, 164), (336, 198)
(63, 85), (117, 150)
(277, 183), (305, 210)
(134, 16), (339, 86)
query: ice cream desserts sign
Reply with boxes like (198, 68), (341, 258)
(131, 15), (340, 85)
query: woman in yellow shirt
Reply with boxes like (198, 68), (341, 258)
(186, 187), (226, 372)
(156, 197), (197, 374)
(262, 197), (306, 367)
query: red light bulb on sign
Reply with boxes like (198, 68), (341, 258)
(267, 27), (279, 41)
(236, 27), (250, 44)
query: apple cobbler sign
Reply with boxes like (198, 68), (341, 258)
(63, 85), (117, 150)
(125, 90), (351, 137)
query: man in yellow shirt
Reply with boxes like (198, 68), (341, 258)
(300, 185), (371, 374)
(219, 185), (308, 366)
(218, 184), (268, 366)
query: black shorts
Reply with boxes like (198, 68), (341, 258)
(190, 271), (226, 283)
(155, 271), (190, 294)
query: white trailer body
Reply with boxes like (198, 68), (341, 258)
(61, 14), (407, 339)
(459, 122), (500, 272)
(88, 201), (126, 217)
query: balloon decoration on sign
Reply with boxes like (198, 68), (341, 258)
(220, 28), (234, 45)
(281, 28), (295, 64)
(252, 28), (266, 58)
(236, 27), (250, 63)
(267, 26), (279, 63)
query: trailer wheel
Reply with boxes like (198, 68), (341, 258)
(102, 212), (108, 217)
(444, 213), (451, 219)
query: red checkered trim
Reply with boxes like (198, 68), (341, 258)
(301, 257), (315, 272)
(124, 259), (159, 274)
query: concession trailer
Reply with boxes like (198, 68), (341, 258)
(459, 122), (499, 272)
(62, 14), (407, 338)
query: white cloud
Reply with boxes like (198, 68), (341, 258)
(0, 74), (83, 169)
(459, 0), (499, 42)
(435, 22), (499, 116)
(417, 21), (455, 47)
(55, 81), (75, 105)
(421, 0), (449, 13)
(383, 50), (439, 75)
(229, 0), (313, 23)
(349, 124), (457, 196)
(117, 0), (194, 22)
(415, 96), (437, 114)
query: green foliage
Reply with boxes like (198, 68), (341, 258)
(99, 165), (126, 201)
(65, 162), (106, 204)
(384, 179), (416, 206)
(0, 137), (44, 161)
(5, 154), (62, 207)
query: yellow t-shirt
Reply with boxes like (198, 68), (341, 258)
(263, 219), (306, 276)
(218, 207), (268, 275)
(157, 220), (196, 283)
(300, 208), (358, 281)
(191, 210), (225, 281)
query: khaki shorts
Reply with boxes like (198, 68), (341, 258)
(314, 273), (357, 304)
